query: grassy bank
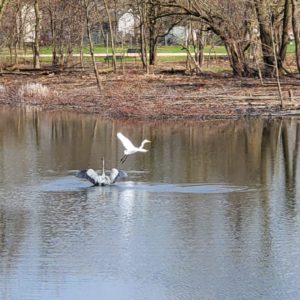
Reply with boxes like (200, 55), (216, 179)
(0, 45), (228, 55)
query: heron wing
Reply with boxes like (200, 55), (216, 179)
(118, 170), (128, 178)
(117, 132), (135, 150)
(110, 168), (128, 184)
(76, 169), (98, 185)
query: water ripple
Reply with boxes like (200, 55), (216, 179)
(38, 176), (251, 194)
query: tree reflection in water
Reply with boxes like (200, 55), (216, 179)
(0, 107), (300, 299)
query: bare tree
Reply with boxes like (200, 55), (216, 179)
(3, 0), (19, 65)
(135, 0), (182, 66)
(137, 0), (149, 72)
(83, 0), (102, 90)
(0, 0), (10, 21)
(0, 0), (298, 79)
(103, 0), (117, 72)
(278, 0), (292, 71)
(45, 0), (58, 65)
(182, 20), (206, 74)
(291, 0), (300, 72)
(162, 0), (256, 76)
(33, 0), (40, 69)
(44, 0), (85, 68)
(253, 0), (293, 76)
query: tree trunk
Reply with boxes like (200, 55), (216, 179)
(223, 39), (253, 77)
(226, 44), (244, 76)
(83, 0), (102, 90)
(49, 8), (58, 66)
(270, 15), (283, 106)
(9, 44), (12, 64)
(140, 22), (148, 71)
(16, 0), (22, 51)
(79, 25), (85, 68)
(254, 0), (276, 76)
(99, 23), (106, 48)
(278, 0), (291, 71)
(291, 0), (300, 72)
(184, 21), (202, 74)
(138, 0), (149, 73)
(14, 42), (18, 65)
(103, 0), (117, 73)
(66, 43), (73, 67)
(33, 0), (41, 69)
(196, 26), (205, 67)
(148, 1), (158, 65)
(149, 34), (157, 65)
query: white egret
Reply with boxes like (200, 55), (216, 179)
(117, 132), (151, 163)
(76, 157), (127, 186)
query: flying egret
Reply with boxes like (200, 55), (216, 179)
(76, 157), (127, 186)
(117, 132), (151, 163)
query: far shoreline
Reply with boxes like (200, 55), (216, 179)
(1, 70), (300, 121)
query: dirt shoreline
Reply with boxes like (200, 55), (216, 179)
(1, 69), (300, 120)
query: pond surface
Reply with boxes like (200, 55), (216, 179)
(0, 107), (300, 300)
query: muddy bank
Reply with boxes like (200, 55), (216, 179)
(1, 69), (300, 120)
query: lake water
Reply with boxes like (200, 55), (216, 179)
(0, 106), (300, 300)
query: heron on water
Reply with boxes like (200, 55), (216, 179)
(76, 157), (127, 186)
(117, 132), (151, 163)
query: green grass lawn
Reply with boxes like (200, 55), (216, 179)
(0, 42), (296, 64)
(1, 45), (226, 55)
(37, 45), (228, 55)
(1, 42), (296, 56)
(159, 42), (296, 54)
(157, 45), (227, 54)
(287, 41), (295, 53)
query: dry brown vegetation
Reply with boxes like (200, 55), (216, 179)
(1, 61), (300, 120)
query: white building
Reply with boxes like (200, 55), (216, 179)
(21, 4), (36, 43)
(118, 12), (135, 37)
(164, 26), (187, 45)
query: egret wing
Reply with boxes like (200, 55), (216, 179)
(117, 132), (135, 150)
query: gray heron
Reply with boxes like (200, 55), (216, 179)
(76, 157), (127, 186)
